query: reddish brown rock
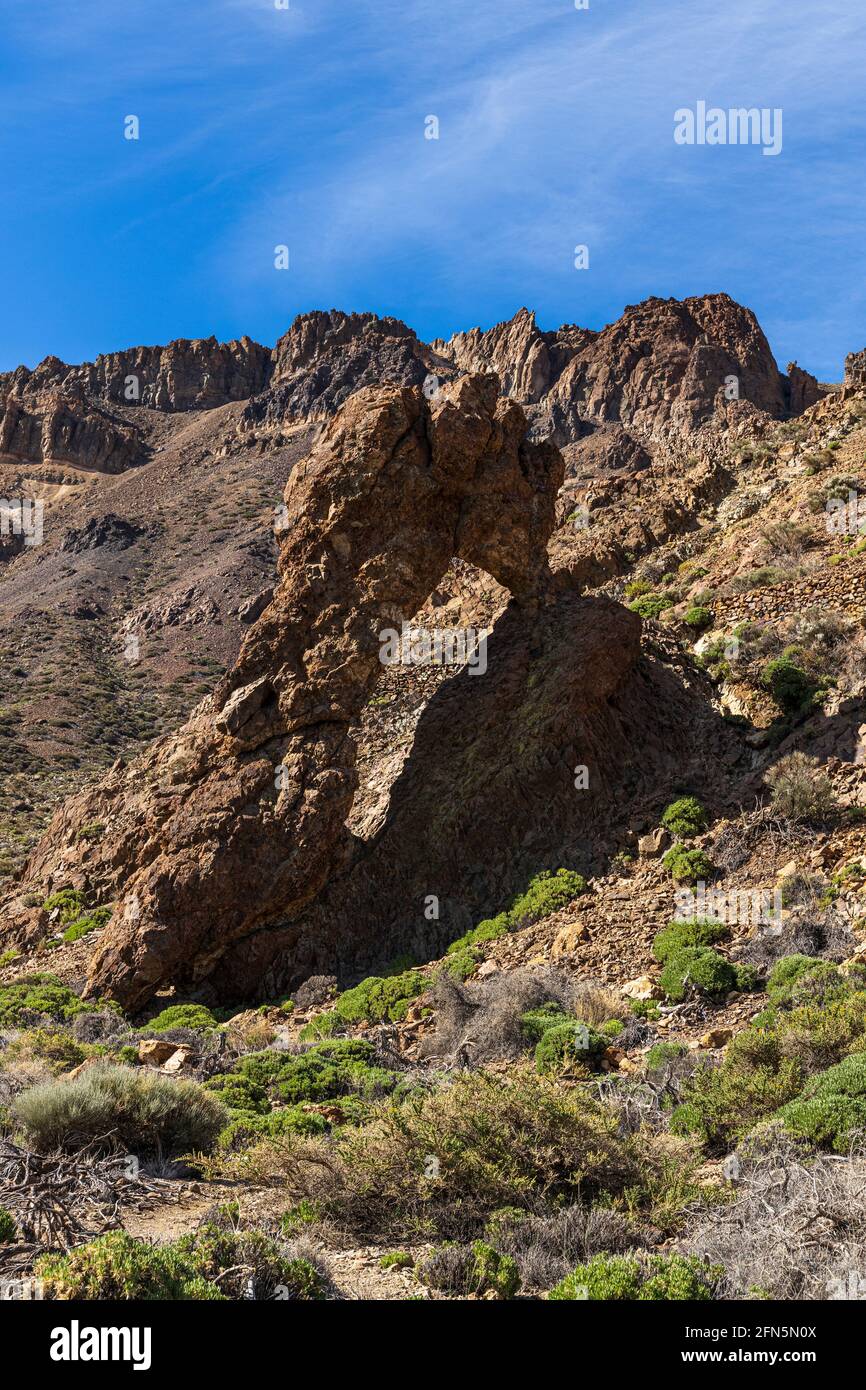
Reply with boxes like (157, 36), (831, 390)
(16, 373), (562, 1009)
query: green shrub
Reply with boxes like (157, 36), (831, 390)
(144, 1003), (219, 1033)
(470, 1241), (520, 1297)
(734, 963), (761, 993)
(441, 948), (481, 981)
(548, 1253), (717, 1301)
(0, 975), (97, 1028)
(36, 1231), (224, 1301)
(662, 847), (714, 884)
(447, 870), (588, 959)
(761, 652), (816, 713)
(519, 1003), (571, 1044)
(300, 971), (425, 1040)
(217, 1108), (327, 1150)
(41, 889), (85, 924)
(36, 1224), (327, 1301)
(780, 1053), (866, 1153)
(63, 906), (112, 944)
(509, 869), (588, 925)
(446, 913), (511, 957)
(629, 594), (674, 620)
(772, 994), (866, 1072)
(645, 1042), (687, 1071)
(535, 1021), (607, 1073)
(652, 917), (725, 963)
(683, 606), (713, 632)
(3, 1028), (86, 1076)
(237, 1039), (397, 1105)
(624, 578), (652, 599)
(659, 947), (735, 1003)
(204, 1074), (271, 1115)
(380, 1251), (414, 1270)
(670, 1032), (803, 1148)
(766, 955), (825, 1004)
(173, 1223), (327, 1300)
(12, 1064), (228, 1155)
(629, 999), (660, 1021)
(660, 797), (709, 839)
(0, 1206), (16, 1243)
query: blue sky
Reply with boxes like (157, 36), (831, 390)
(1, 0), (864, 379)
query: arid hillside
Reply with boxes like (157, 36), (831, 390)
(1, 295), (865, 1304)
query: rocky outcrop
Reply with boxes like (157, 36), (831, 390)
(60, 514), (145, 554)
(785, 362), (828, 415)
(0, 388), (142, 471)
(203, 592), (743, 1002)
(16, 336), (271, 412)
(243, 310), (452, 428)
(436, 295), (789, 448)
(13, 374), (563, 1009)
(845, 349), (866, 390)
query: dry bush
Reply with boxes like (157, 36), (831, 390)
(756, 519), (814, 563)
(834, 630), (866, 692)
(70, 1009), (125, 1044)
(292, 975), (338, 1008)
(419, 966), (625, 1065)
(681, 1136), (866, 1300)
(765, 752), (836, 823)
(487, 1204), (641, 1292)
(12, 1063), (228, 1155)
(733, 918), (853, 976)
(211, 1065), (652, 1242)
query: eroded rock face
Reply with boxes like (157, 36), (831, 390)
(0, 388), (142, 471)
(785, 362), (828, 415)
(15, 373), (562, 1009)
(436, 294), (788, 447)
(15, 336), (271, 412)
(243, 310), (453, 427)
(845, 349), (866, 390)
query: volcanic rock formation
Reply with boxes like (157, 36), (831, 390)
(14, 373), (564, 1008)
(5, 336), (271, 413)
(0, 387), (141, 472)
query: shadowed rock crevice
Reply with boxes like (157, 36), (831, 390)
(205, 590), (744, 1001)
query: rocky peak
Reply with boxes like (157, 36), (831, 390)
(845, 348), (866, 390)
(244, 309), (451, 428)
(435, 294), (790, 450)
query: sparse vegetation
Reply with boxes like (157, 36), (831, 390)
(12, 1064), (228, 1155)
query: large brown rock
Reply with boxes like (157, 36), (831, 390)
(15, 373), (562, 1009)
